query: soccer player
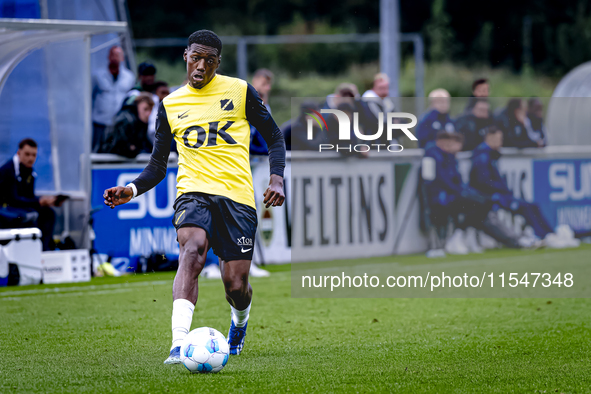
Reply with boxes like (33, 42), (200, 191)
(102, 30), (286, 363)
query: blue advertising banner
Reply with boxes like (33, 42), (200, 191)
(91, 167), (180, 263)
(533, 159), (591, 234)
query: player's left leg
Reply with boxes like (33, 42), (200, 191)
(209, 195), (258, 355)
(221, 259), (252, 355)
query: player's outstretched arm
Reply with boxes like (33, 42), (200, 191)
(103, 186), (133, 208)
(102, 102), (173, 209)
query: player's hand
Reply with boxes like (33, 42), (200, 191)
(103, 186), (133, 209)
(263, 174), (285, 208)
(39, 196), (56, 207)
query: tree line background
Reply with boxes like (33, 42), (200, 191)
(128, 0), (591, 78)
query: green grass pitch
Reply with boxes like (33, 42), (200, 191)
(1, 246), (590, 393)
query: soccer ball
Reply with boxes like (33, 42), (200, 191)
(180, 327), (229, 373)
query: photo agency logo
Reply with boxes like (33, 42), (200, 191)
(305, 108), (418, 153)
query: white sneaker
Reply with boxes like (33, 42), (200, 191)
(544, 227), (581, 249)
(478, 231), (498, 249)
(464, 227), (483, 253)
(518, 236), (543, 249)
(445, 229), (469, 255)
(201, 264), (222, 279)
(249, 263), (270, 278)
(426, 249), (446, 258)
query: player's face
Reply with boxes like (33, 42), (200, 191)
(17, 145), (37, 168)
(486, 131), (503, 150)
(184, 44), (220, 89)
(156, 85), (170, 101)
(373, 78), (389, 98)
(108, 47), (124, 65)
(473, 102), (490, 119)
(253, 76), (272, 98)
(137, 102), (152, 123)
(473, 83), (489, 97)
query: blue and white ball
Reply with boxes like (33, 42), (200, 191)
(180, 327), (229, 373)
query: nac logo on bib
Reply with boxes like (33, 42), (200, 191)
(305, 108), (418, 153)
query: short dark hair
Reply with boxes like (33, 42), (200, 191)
(19, 138), (37, 149)
(472, 78), (488, 91)
(483, 125), (501, 137)
(436, 131), (464, 143)
(138, 61), (156, 76)
(153, 81), (168, 89)
(188, 30), (222, 56)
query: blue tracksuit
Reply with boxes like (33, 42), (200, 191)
(423, 143), (490, 228)
(417, 109), (455, 149)
(470, 142), (552, 237)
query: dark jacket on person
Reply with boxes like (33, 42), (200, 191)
(288, 115), (330, 151)
(527, 113), (546, 145)
(0, 156), (40, 209)
(100, 103), (153, 158)
(495, 108), (537, 148)
(469, 142), (511, 197)
(417, 109), (455, 149)
(454, 113), (494, 151)
(423, 142), (465, 207)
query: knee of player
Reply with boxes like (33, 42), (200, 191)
(224, 276), (249, 297)
(180, 239), (207, 260)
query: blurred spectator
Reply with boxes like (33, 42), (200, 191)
(284, 101), (329, 151)
(525, 98), (546, 147)
(249, 69), (275, 155)
(455, 98), (494, 150)
(153, 81), (170, 102)
(0, 139), (65, 250)
(362, 73), (390, 99)
(362, 73), (395, 136)
(132, 61), (157, 92)
(470, 127), (553, 239)
(100, 92), (154, 158)
(323, 83), (378, 142)
(496, 99), (538, 148)
(322, 82), (359, 110)
(417, 88), (455, 148)
(124, 62), (159, 144)
(463, 78), (490, 114)
(91, 46), (135, 153)
(472, 78), (490, 97)
(422, 132), (525, 252)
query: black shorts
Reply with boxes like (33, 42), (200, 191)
(173, 192), (257, 261)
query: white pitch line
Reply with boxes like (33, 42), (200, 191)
(0, 271), (290, 300)
(0, 279), (171, 297)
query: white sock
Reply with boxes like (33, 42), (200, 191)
(231, 303), (251, 328)
(171, 299), (195, 350)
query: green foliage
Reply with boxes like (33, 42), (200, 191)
(424, 0), (455, 62)
(1, 247), (591, 392)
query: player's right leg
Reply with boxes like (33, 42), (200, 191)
(165, 193), (213, 365)
(164, 226), (209, 364)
